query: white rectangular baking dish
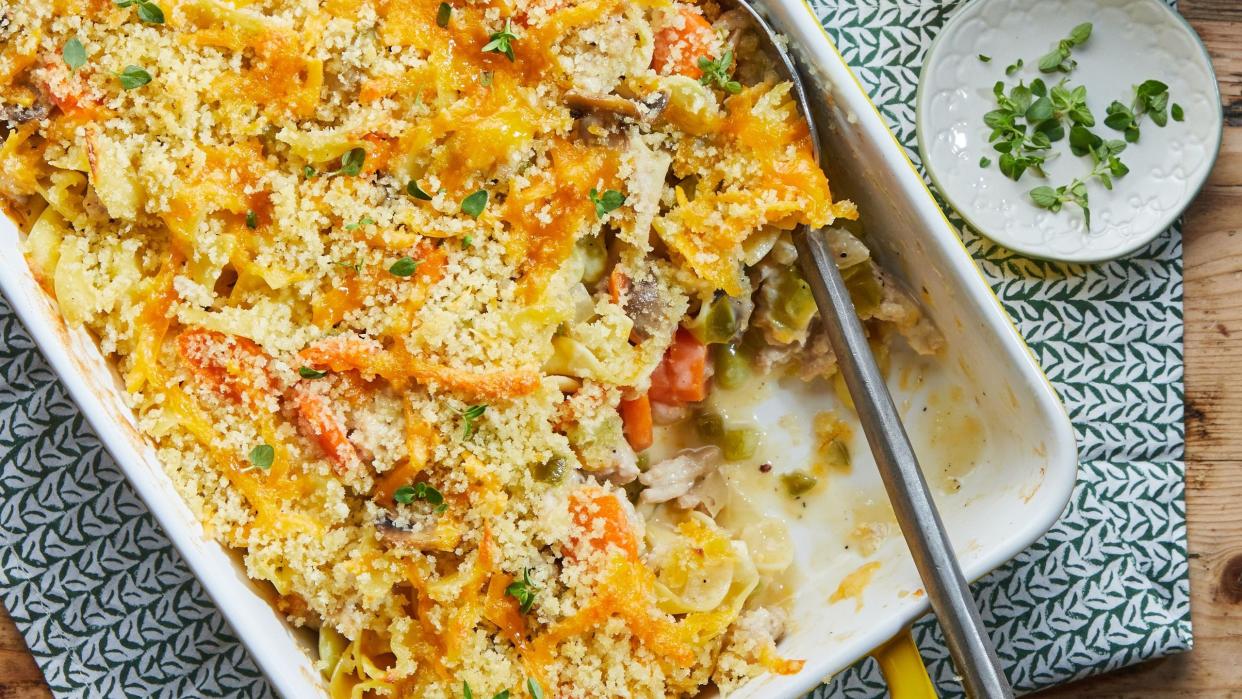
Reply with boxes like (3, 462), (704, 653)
(0, 1), (1078, 697)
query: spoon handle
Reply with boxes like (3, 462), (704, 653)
(795, 229), (1015, 699)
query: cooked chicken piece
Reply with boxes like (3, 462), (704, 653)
(639, 446), (721, 504)
(650, 400), (689, 426)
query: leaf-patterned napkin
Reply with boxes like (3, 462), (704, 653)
(0, 1), (1190, 697)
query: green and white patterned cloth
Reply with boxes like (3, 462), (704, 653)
(0, 1), (1190, 697)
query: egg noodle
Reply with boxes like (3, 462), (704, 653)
(0, 1), (939, 696)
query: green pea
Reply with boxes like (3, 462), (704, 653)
(713, 343), (750, 390)
(823, 438), (850, 469)
(843, 263), (883, 316)
(532, 456), (567, 484)
(781, 470), (818, 497)
(722, 428), (759, 461)
(771, 268), (817, 333)
(703, 296), (738, 344)
(636, 452), (651, 471)
(694, 411), (725, 441)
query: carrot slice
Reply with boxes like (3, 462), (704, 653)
(609, 267), (630, 305)
(289, 382), (362, 475)
(299, 332), (539, 400)
(567, 486), (640, 561)
(175, 328), (275, 405)
(648, 328), (708, 404)
(651, 4), (716, 78)
(619, 393), (653, 451)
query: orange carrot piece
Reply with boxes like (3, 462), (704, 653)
(647, 328), (707, 405)
(619, 393), (654, 451)
(300, 332), (539, 400)
(651, 4), (716, 78)
(609, 267), (630, 305)
(298, 333), (385, 372)
(289, 382), (361, 474)
(175, 328), (275, 405)
(567, 486), (640, 561)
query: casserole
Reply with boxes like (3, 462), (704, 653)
(0, 1), (1077, 697)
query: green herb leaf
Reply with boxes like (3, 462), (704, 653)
(1103, 101), (1135, 132)
(136, 1), (165, 24)
(299, 366), (327, 379)
(118, 65), (152, 90)
(482, 19), (517, 61)
(416, 482), (444, 506)
(979, 156), (991, 168)
(461, 404), (487, 439)
(248, 444), (275, 471)
(303, 165), (317, 178)
(436, 2), (452, 28)
(978, 54), (991, 63)
(1068, 22), (1092, 46)
(1068, 124), (1101, 157)
(394, 481), (446, 508)
(344, 216), (376, 231)
(63, 38), (87, 71)
(698, 50), (742, 94)
(1037, 48), (1065, 73)
(1171, 103), (1184, 122)
(1136, 79), (1168, 100)
(336, 147), (366, 176)
(1004, 58), (1023, 76)
(480, 70), (494, 87)
(245, 210), (258, 229)
(505, 568), (538, 614)
(492, 692), (510, 699)
(407, 180), (433, 200)
(1025, 95), (1053, 123)
(1037, 24), (1090, 74)
(462, 235), (474, 248)
(1029, 186), (1060, 209)
(526, 677), (544, 699)
(588, 188), (626, 218)
(983, 109), (1013, 130)
(117, 0), (165, 24)
(389, 257), (421, 277)
(461, 190), (488, 218)
(463, 681), (473, 699)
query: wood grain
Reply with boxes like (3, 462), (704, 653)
(1, 1), (1239, 698)
(0, 606), (50, 699)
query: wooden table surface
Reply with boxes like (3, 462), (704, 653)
(2, 2), (1240, 697)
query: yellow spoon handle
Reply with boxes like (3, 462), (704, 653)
(874, 629), (938, 699)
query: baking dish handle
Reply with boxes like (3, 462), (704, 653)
(874, 628), (938, 698)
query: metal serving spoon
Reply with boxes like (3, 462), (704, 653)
(723, 2), (1016, 697)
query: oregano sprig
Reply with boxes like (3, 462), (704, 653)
(1037, 22), (1092, 73)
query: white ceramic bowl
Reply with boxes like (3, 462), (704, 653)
(917, 0), (1222, 263)
(0, 1), (1079, 696)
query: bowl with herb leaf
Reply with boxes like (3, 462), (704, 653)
(916, 0), (1222, 263)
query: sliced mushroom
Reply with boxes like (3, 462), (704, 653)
(624, 273), (666, 342)
(375, 514), (461, 551)
(1, 101), (50, 125)
(565, 89), (670, 123)
(566, 90), (641, 119)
